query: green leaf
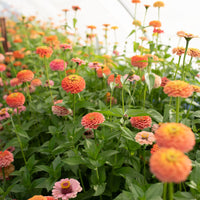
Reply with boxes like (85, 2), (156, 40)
(63, 157), (85, 165)
(127, 29), (135, 38)
(190, 165), (200, 185)
(15, 124), (30, 139)
(93, 183), (106, 196)
(133, 42), (139, 52)
(114, 191), (136, 200)
(126, 179), (144, 198)
(145, 183), (163, 199)
(120, 126), (135, 142)
(73, 18), (77, 28)
(145, 73), (155, 94)
(146, 109), (163, 123)
(174, 191), (196, 200)
(191, 110), (200, 118)
(52, 155), (62, 170)
(126, 109), (148, 117)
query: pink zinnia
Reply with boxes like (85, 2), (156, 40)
(81, 112), (105, 129)
(44, 80), (54, 87)
(10, 78), (22, 87)
(135, 131), (155, 145)
(0, 108), (10, 121)
(71, 58), (85, 66)
(60, 43), (72, 50)
(88, 62), (101, 70)
(0, 150), (14, 168)
(0, 78), (3, 86)
(14, 105), (26, 114)
(0, 53), (5, 63)
(52, 178), (82, 200)
(50, 59), (67, 71)
(52, 100), (72, 116)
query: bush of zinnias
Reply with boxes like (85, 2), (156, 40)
(0, 3), (200, 200)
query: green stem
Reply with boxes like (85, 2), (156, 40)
(122, 86), (125, 113)
(185, 93), (195, 118)
(169, 183), (174, 200)
(2, 167), (6, 191)
(25, 82), (32, 103)
(158, 7), (160, 21)
(176, 97), (180, 123)
(78, 169), (85, 192)
(73, 93), (76, 123)
(10, 114), (27, 165)
(143, 84), (147, 108)
(163, 183), (167, 200)
(174, 56), (181, 80)
(143, 145), (146, 177)
(181, 39), (190, 80)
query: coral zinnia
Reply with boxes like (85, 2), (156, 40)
(153, 1), (165, 7)
(31, 78), (42, 87)
(163, 80), (193, 98)
(0, 164), (15, 179)
(135, 131), (155, 145)
(52, 178), (82, 200)
(17, 70), (34, 82)
(81, 112), (105, 129)
(153, 74), (162, 88)
(96, 65), (111, 78)
(187, 48), (200, 58)
(155, 123), (195, 153)
(28, 195), (47, 200)
(36, 46), (53, 58)
(62, 75), (86, 94)
(131, 55), (148, 69)
(130, 116), (152, 130)
(132, 20), (141, 26)
(50, 59), (67, 71)
(161, 77), (170, 87)
(6, 92), (25, 108)
(150, 144), (160, 154)
(150, 148), (192, 183)
(0, 150), (14, 168)
(52, 100), (72, 117)
(149, 20), (162, 28)
(131, 0), (141, 3)
(0, 64), (6, 72)
(107, 74), (122, 88)
(192, 85), (200, 93)
(172, 47), (185, 56)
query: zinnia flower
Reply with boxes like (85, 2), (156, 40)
(150, 148), (192, 183)
(161, 77), (170, 87)
(71, 58), (85, 66)
(14, 105), (26, 114)
(135, 131), (155, 145)
(150, 144), (160, 154)
(62, 75), (86, 94)
(0, 164), (15, 179)
(50, 59), (67, 71)
(163, 80), (193, 98)
(52, 178), (82, 200)
(96, 65), (111, 78)
(187, 48), (200, 57)
(155, 123), (195, 153)
(0, 108), (10, 121)
(52, 100), (72, 116)
(153, 74), (162, 88)
(107, 74), (123, 88)
(192, 85), (200, 93)
(66, 69), (76, 76)
(0, 53), (5, 63)
(172, 47), (185, 56)
(81, 112), (105, 129)
(0, 150), (14, 168)
(131, 0), (141, 3)
(44, 80), (54, 87)
(60, 43), (72, 50)
(149, 20), (162, 28)
(153, 1), (165, 7)
(0, 64), (6, 72)
(132, 20), (141, 26)
(6, 92), (25, 108)
(105, 92), (117, 105)
(130, 116), (152, 130)
(17, 70), (34, 82)
(36, 46), (53, 58)
(28, 195), (47, 200)
(176, 31), (199, 39)
(88, 62), (101, 70)
(31, 78), (42, 87)
(131, 55), (148, 69)
(72, 5), (81, 11)
(151, 124), (160, 133)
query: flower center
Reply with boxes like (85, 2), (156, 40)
(167, 126), (179, 135)
(61, 180), (72, 194)
(166, 152), (178, 162)
(141, 133), (149, 140)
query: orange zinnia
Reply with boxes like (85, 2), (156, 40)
(131, 55), (148, 69)
(6, 92), (25, 108)
(96, 65), (111, 78)
(132, 20), (141, 26)
(172, 47), (185, 56)
(155, 123), (195, 153)
(150, 148), (192, 183)
(192, 85), (200, 93)
(164, 80), (193, 98)
(131, 0), (141, 3)
(36, 46), (53, 58)
(28, 195), (47, 200)
(149, 20), (162, 28)
(17, 70), (34, 82)
(61, 75), (86, 94)
(153, 1), (165, 7)
(31, 78), (42, 87)
(107, 74), (122, 88)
